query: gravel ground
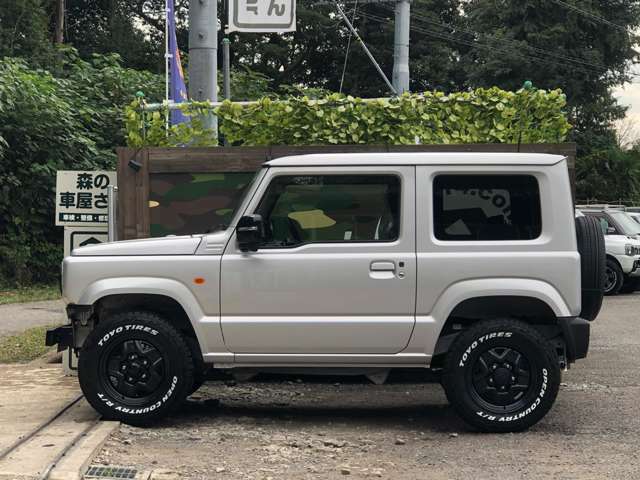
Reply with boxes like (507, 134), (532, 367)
(95, 294), (640, 479)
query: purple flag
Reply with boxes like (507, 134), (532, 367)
(167, 0), (189, 125)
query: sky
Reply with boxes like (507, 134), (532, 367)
(614, 80), (640, 124)
(613, 62), (640, 145)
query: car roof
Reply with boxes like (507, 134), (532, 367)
(264, 152), (566, 167)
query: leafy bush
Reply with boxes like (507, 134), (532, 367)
(0, 51), (165, 286)
(125, 87), (571, 147)
(576, 147), (640, 204)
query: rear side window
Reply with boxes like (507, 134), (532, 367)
(433, 175), (542, 241)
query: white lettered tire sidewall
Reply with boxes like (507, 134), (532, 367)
(443, 319), (560, 433)
(78, 311), (194, 426)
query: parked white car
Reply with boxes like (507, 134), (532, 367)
(579, 208), (640, 295)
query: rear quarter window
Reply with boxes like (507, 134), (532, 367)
(433, 174), (542, 241)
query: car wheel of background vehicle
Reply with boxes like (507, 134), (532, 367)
(604, 258), (623, 296)
(78, 311), (194, 426)
(575, 216), (605, 319)
(442, 319), (560, 433)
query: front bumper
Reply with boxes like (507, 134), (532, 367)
(559, 317), (590, 363)
(617, 254), (640, 276)
(45, 304), (93, 351)
(45, 325), (73, 352)
(630, 259), (640, 277)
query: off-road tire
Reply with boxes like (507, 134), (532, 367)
(78, 311), (194, 426)
(575, 216), (605, 319)
(604, 258), (624, 296)
(442, 319), (560, 433)
(185, 336), (206, 395)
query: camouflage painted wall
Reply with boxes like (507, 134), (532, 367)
(149, 172), (255, 236)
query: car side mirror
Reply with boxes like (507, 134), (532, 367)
(236, 215), (265, 252)
(607, 227), (616, 235)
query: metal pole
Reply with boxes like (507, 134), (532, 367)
(189, 0), (218, 133)
(392, 0), (410, 94)
(107, 185), (118, 242)
(222, 38), (231, 100)
(334, 2), (397, 96)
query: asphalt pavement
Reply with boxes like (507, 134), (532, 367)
(0, 300), (64, 338)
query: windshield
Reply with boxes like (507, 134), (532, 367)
(610, 212), (640, 236)
(206, 170), (262, 233)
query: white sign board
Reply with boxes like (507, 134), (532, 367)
(63, 227), (108, 257)
(55, 171), (116, 226)
(228, 0), (296, 32)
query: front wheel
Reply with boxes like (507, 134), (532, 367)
(78, 311), (194, 426)
(442, 319), (560, 433)
(604, 259), (623, 296)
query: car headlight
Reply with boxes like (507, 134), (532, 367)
(625, 244), (640, 256)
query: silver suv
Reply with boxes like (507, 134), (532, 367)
(47, 153), (605, 432)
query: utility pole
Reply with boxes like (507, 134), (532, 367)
(392, 0), (410, 94)
(189, 0), (218, 132)
(54, 0), (65, 44)
(222, 38), (231, 100)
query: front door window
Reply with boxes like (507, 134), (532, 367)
(255, 175), (401, 247)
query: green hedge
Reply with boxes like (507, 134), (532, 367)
(125, 87), (571, 147)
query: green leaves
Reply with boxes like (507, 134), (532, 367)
(126, 87), (571, 147)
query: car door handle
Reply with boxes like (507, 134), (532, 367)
(370, 261), (396, 272)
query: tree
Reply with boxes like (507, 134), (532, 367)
(64, 0), (162, 72)
(0, 0), (53, 62)
(227, 0), (463, 96)
(460, 0), (640, 150)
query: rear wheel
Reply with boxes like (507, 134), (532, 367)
(442, 319), (560, 433)
(604, 259), (623, 296)
(78, 311), (194, 426)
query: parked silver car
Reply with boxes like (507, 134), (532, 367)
(47, 153), (605, 432)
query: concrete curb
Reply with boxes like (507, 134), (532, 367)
(48, 421), (120, 480)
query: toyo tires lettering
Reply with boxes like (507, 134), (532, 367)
(476, 368), (549, 422)
(458, 331), (513, 367)
(97, 324), (159, 347)
(97, 375), (179, 415)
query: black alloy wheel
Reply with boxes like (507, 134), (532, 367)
(102, 339), (166, 405)
(469, 346), (534, 414)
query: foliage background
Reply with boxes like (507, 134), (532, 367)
(1, 0), (640, 286)
(125, 88), (570, 147)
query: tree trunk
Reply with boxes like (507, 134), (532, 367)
(54, 0), (64, 44)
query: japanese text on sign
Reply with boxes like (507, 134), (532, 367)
(55, 171), (117, 226)
(228, 0), (296, 32)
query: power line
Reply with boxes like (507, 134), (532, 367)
(548, 0), (629, 32)
(339, 0), (359, 93)
(383, 6), (612, 74)
(357, 11), (611, 78)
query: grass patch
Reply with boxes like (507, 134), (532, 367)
(0, 325), (56, 363)
(0, 284), (60, 305)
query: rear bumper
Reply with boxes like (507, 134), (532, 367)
(559, 317), (590, 363)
